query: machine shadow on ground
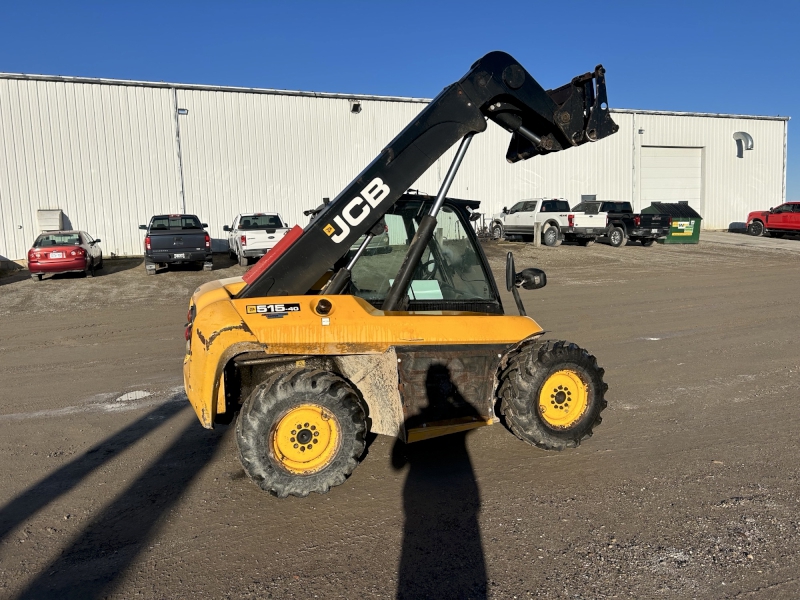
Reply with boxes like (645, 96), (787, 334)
(2, 401), (226, 600)
(391, 364), (487, 599)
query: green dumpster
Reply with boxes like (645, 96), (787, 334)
(642, 202), (702, 244)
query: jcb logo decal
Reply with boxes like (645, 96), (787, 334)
(324, 177), (391, 243)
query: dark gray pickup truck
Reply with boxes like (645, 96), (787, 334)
(139, 214), (212, 275)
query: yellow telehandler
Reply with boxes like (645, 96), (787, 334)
(183, 52), (616, 497)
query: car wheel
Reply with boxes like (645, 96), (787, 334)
(499, 340), (607, 450)
(31, 274), (42, 281)
(238, 255), (249, 267)
(85, 260), (95, 277)
(97, 254), (104, 269)
(491, 223), (504, 240)
(543, 225), (562, 247)
(236, 369), (367, 498)
(203, 261), (214, 271)
(608, 227), (625, 247)
(578, 238), (595, 247)
(747, 221), (764, 236)
(641, 238), (655, 247)
(144, 260), (156, 275)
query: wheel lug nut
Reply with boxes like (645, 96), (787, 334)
(313, 439), (318, 444)
(313, 431), (319, 437)
(304, 422), (309, 427)
(290, 437), (295, 442)
(291, 430), (297, 435)
(297, 424), (302, 429)
(300, 447), (305, 452)
(293, 443), (299, 448)
(311, 425), (316, 430)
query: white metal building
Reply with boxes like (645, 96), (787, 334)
(0, 73), (789, 263)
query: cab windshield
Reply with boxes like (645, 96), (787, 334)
(348, 201), (499, 312)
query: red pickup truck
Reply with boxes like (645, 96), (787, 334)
(747, 202), (800, 237)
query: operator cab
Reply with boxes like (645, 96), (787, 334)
(342, 194), (504, 315)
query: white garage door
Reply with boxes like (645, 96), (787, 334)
(640, 146), (702, 204)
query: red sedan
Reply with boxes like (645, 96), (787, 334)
(27, 231), (104, 281)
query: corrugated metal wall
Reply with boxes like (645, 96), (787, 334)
(0, 74), (788, 261)
(0, 78), (182, 261)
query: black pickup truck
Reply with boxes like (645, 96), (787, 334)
(568, 201), (670, 247)
(139, 214), (212, 275)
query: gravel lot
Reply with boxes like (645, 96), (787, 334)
(1, 235), (800, 599)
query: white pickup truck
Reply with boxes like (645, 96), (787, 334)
(491, 198), (573, 246)
(223, 213), (290, 266)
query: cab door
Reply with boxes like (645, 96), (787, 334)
(503, 201), (527, 234)
(347, 199), (523, 441)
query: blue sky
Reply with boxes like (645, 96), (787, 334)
(3, 0), (799, 198)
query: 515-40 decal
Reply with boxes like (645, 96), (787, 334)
(246, 303), (301, 314)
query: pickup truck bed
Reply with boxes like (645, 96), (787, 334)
(140, 214), (212, 274)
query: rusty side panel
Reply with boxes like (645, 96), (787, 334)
(335, 350), (404, 439)
(395, 344), (511, 437)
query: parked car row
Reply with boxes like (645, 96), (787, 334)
(138, 212), (298, 275)
(491, 198), (671, 247)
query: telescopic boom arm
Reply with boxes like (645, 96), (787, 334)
(237, 51), (618, 299)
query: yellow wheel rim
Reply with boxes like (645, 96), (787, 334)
(538, 369), (589, 429)
(271, 404), (340, 475)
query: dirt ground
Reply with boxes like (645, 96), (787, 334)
(1, 236), (800, 599)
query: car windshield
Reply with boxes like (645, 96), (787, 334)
(239, 215), (284, 229)
(34, 233), (81, 247)
(150, 215), (202, 230)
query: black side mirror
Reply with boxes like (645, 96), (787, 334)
(502, 207), (508, 214)
(223, 225), (231, 232)
(506, 253), (547, 316)
(93, 239), (102, 244)
(505, 252), (516, 291)
(202, 223), (209, 228)
(518, 268), (546, 290)
(139, 225), (147, 230)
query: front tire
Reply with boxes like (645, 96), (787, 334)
(499, 341), (607, 450)
(747, 221), (764, 236)
(491, 223), (504, 240)
(641, 238), (655, 247)
(236, 369), (367, 498)
(608, 227), (626, 247)
(543, 225), (562, 247)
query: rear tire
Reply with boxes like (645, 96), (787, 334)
(31, 274), (42, 281)
(641, 238), (655, 247)
(499, 340), (607, 450)
(144, 260), (156, 275)
(747, 221), (764, 236)
(578, 238), (595, 247)
(236, 369), (367, 498)
(85, 260), (95, 277)
(543, 226), (562, 247)
(238, 254), (249, 267)
(492, 223), (504, 240)
(608, 227), (625, 247)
